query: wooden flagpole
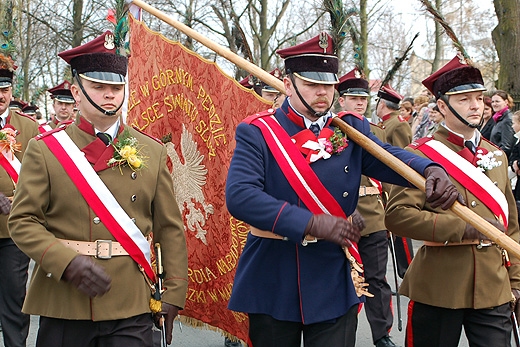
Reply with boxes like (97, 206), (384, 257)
(130, 0), (520, 259)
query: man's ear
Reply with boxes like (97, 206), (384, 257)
(437, 98), (448, 115)
(283, 76), (293, 98)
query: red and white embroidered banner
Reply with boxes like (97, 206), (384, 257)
(127, 17), (271, 342)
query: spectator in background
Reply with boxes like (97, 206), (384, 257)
(479, 96), (495, 140)
(399, 100), (413, 125)
(425, 105), (444, 137)
(490, 90), (515, 158)
(412, 102), (435, 140)
(508, 111), (520, 199)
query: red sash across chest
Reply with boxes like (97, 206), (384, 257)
(250, 114), (362, 264)
(415, 138), (508, 228)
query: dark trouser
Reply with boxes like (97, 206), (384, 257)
(406, 301), (512, 347)
(359, 230), (393, 343)
(0, 238), (30, 347)
(36, 313), (154, 347)
(248, 304), (358, 347)
(393, 236), (414, 279)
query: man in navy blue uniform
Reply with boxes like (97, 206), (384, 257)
(225, 32), (461, 347)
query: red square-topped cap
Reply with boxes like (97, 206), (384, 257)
(58, 31), (127, 85)
(422, 54), (485, 98)
(48, 81), (75, 103)
(276, 32), (338, 84)
(336, 68), (369, 96)
(377, 84), (403, 104)
(0, 53), (15, 88)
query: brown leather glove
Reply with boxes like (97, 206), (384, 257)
(154, 302), (180, 345)
(62, 255), (112, 297)
(463, 218), (504, 240)
(0, 192), (11, 215)
(511, 289), (520, 322)
(350, 209), (366, 233)
(424, 166), (465, 210)
(304, 214), (360, 246)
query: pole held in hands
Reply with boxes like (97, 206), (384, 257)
(130, 0), (520, 260)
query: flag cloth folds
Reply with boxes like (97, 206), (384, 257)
(127, 16), (271, 342)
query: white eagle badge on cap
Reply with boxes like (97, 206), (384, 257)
(104, 34), (115, 50)
(318, 32), (328, 53)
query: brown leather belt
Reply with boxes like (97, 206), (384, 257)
(424, 239), (494, 248)
(358, 186), (380, 197)
(250, 227), (320, 246)
(58, 239), (129, 259)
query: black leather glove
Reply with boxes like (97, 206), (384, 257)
(424, 166), (465, 210)
(463, 218), (504, 240)
(154, 302), (180, 345)
(350, 209), (366, 233)
(62, 255), (111, 297)
(304, 214), (360, 246)
(0, 192), (11, 215)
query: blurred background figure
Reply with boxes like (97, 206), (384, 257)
(479, 96), (495, 140)
(490, 90), (515, 158)
(425, 105), (444, 137)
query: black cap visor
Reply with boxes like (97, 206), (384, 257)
(444, 83), (486, 95)
(294, 72), (338, 85)
(79, 72), (126, 85)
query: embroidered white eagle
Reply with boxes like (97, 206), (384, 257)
(165, 124), (214, 245)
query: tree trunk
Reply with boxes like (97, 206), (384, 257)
(492, 0), (520, 109)
(431, 0), (443, 72)
(72, 0), (83, 48)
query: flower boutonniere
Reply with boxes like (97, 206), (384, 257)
(107, 129), (146, 172)
(302, 127), (349, 162)
(476, 149), (503, 172)
(326, 127), (349, 155)
(0, 127), (20, 154)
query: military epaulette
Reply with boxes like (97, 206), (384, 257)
(35, 124), (67, 140)
(131, 125), (162, 144)
(479, 136), (502, 151)
(337, 111), (364, 120)
(369, 121), (384, 129)
(15, 110), (36, 122)
(243, 108), (277, 125)
(408, 136), (433, 150)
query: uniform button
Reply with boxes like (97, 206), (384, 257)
(131, 172), (137, 180)
(46, 273), (52, 278)
(131, 218), (136, 223)
(344, 166), (349, 173)
(342, 192), (349, 198)
(494, 181), (498, 186)
(470, 201), (477, 208)
(131, 195), (137, 202)
(93, 217), (101, 224)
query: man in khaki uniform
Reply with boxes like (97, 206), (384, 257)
(337, 69), (399, 347)
(376, 84), (414, 278)
(385, 55), (520, 346)
(47, 80), (76, 128)
(0, 53), (39, 347)
(376, 85), (411, 149)
(8, 31), (188, 347)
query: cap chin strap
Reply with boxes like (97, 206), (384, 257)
(73, 70), (124, 117)
(289, 74), (335, 119)
(440, 95), (482, 129)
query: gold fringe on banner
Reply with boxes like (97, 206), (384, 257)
(177, 316), (245, 343)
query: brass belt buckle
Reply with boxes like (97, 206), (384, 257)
(476, 240), (493, 249)
(95, 240), (113, 259)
